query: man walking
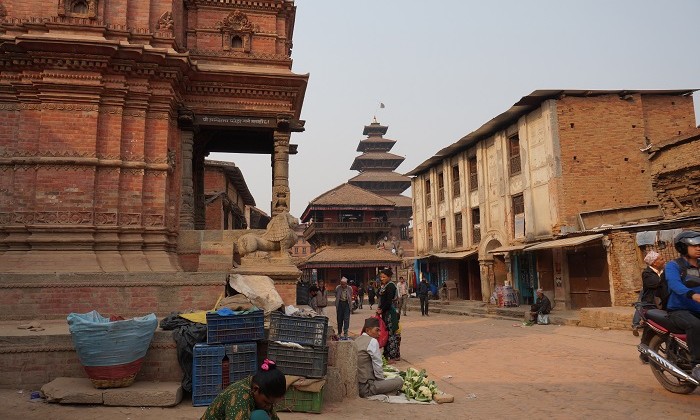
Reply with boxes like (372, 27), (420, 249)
(335, 277), (352, 339)
(418, 276), (430, 316)
(397, 276), (409, 316)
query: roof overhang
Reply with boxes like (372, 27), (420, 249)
(523, 234), (604, 252)
(488, 244), (528, 254)
(416, 249), (478, 260)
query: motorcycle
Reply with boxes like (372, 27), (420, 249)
(635, 302), (699, 394)
(351, 294), (359, 314)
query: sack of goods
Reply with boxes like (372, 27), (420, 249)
(67, 311), (157, 389)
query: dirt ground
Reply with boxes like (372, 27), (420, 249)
(0, 304), (698, 419)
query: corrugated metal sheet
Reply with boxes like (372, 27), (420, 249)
(524, 234), (604, 251)
(488, 244), (528, 254)
(416, 250), (478, 259)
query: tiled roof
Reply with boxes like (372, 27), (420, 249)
(308, 183), (396, 207)
(385, 195), (412, 207)
(353, 151), (405, 161)
(349, 171), (411, 183)
(301, 246), (403, 264)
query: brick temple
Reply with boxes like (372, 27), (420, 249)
(0, 0), (307, 273)
(0, 0), (308, 318)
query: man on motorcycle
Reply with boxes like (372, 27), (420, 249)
(665, 230), (700, 382)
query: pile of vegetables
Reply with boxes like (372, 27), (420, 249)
(399, 367), (438, 402)
(381, 358), (439, 402)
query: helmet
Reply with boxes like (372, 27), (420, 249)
(674, 230), (700, 255)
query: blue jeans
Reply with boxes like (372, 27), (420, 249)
(337, 300), (351, 336)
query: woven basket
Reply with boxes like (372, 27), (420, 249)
(67, 311), (157, 389)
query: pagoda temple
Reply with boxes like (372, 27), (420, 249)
(299, 119), (413, 289)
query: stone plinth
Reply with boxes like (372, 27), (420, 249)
(231, 261), (301, 305)
(42, 378), (182, 407)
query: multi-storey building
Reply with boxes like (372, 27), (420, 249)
(407, 89), (697, 309)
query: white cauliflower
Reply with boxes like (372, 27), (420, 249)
(418, 385), (433, 399)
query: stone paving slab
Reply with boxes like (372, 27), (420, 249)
(41, 378), (182, 407)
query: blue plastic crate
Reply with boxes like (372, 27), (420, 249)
(206, 310), (264, 344)
(192, 343), (225, 407)
(226, 342), (258, 383)
(267, 342), (328, 378)
(269, 312), (328, 347)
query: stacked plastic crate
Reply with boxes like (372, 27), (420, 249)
(268, 312), (329, 414)
(192, 310), (264, 407)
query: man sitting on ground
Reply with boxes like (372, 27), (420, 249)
(529, 288), (552, 323)
(356, 317), (403, 397)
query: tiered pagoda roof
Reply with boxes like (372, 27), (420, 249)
(348, 119), (411, 202)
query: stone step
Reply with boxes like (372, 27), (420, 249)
(42, 377), (182, 407)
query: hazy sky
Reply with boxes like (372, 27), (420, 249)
(210, 0), (700, 218)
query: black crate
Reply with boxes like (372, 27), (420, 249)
(192, 343), (225, 407)
(267, 342), (328, 378)
(268, 312), (328, 347)
(226, 342), (258, 383)
(206, 310), (264, 344)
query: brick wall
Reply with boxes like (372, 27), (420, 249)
(607, 231), (642, 306)
(556, 95), (653, 227)
(0, 330), (182, 390)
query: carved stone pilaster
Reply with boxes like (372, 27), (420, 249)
(179, 129), (195, 230)
(272, 130), (290, 216)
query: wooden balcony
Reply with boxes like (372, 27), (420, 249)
(304, 221), (391, 239)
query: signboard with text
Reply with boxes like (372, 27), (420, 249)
(194, 115), (276, 128)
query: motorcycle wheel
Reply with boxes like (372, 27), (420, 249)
(648, 335), (697, 394)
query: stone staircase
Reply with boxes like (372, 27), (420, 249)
(406, 298), (582, 326)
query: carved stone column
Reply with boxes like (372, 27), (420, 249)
(479, 259), (494, 303)
(271, 129), (291, 216)
(179, 129), (195, 230)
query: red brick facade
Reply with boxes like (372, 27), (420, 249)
(555, 93), (696, 229)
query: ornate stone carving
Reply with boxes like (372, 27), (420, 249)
(0, 3), (7, 20)
(236, 211), (298, 258)
(271, 185), (290, 215)
(95, 212), (117, 225)
(217, 10), (256, 53)
(143, 214), (165, 227)
(119, 213), (141, 226)
(217, 10), (254, 32)
(58, 0), (98, 19)
(156, 11), (174, 31)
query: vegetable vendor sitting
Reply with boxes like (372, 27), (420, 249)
(356, 317), (404, 397)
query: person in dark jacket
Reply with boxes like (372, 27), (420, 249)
(632, 250), (666, 336)
(367, 283), (376, 309)
(417, 276), (430, 316)
(529, 288), (552, 323)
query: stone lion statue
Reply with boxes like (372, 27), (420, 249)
(236, 212), (298, 258)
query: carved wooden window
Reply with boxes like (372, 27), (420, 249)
(231, 36), (244, 49)
(468, 157), (478, 191)
(509, 134), (522, 176)
(218, 10), (254, 53)
(59, 0), (97, 19)
(452, 164), (460, 197)
(471, 207), (481, 244)
(440, 218), (447, 249)
(454, 212), (463, 247)
(427, 221), (433, 250)
(425, 179), (431, 208)
(437, 172), (445, 202)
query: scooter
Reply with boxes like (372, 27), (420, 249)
(635, 302), (699, 394)
(351, 294), (359, 314)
